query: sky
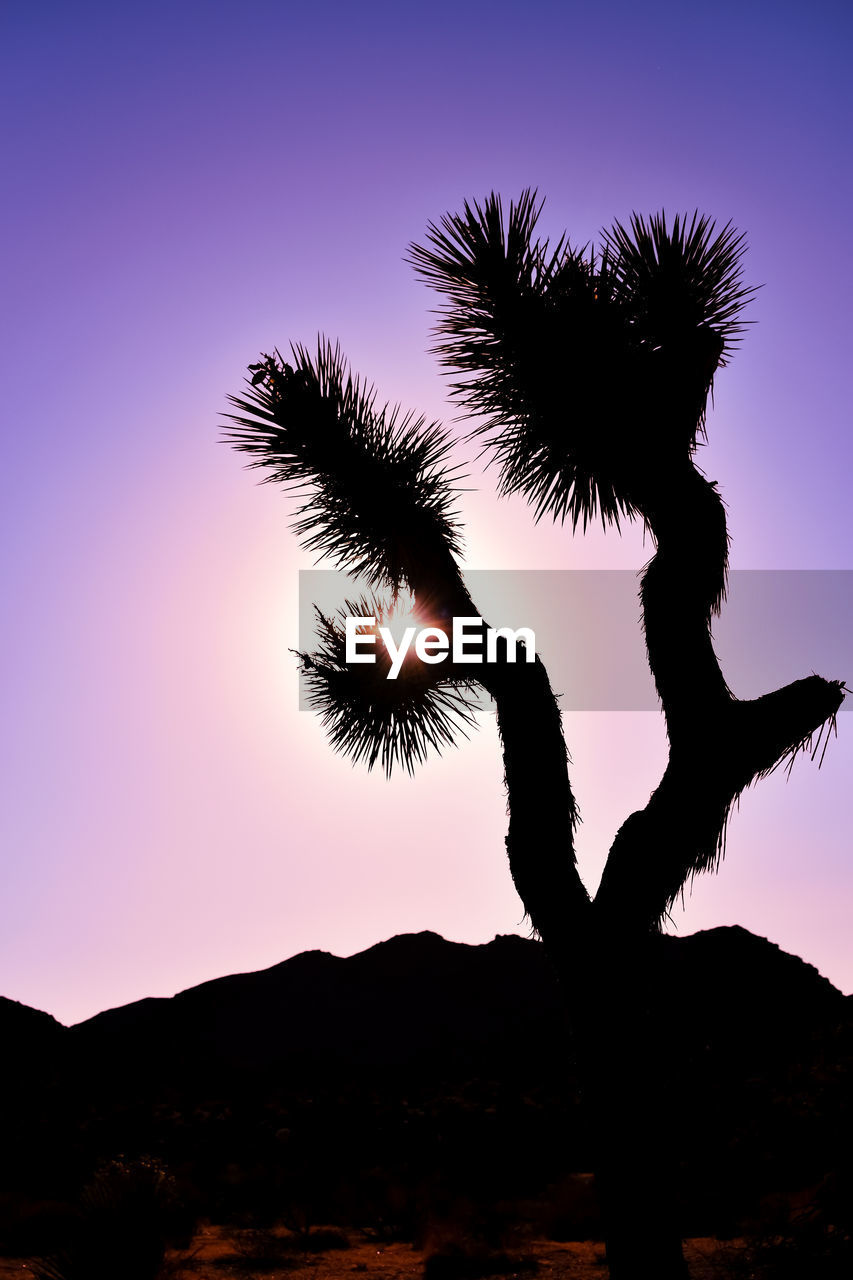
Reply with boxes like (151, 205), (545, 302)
(2, 0), (851, 1025)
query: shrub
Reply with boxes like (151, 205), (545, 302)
(33, 1156), (195, 1280)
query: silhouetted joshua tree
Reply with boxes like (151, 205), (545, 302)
(225, 193), (845, 1279)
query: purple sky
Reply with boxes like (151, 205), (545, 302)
(2, 1), (851, 1024)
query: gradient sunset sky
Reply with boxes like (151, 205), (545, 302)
(2, 0), (851, 1024)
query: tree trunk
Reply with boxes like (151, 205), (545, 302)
(564, 932), (690, 1279)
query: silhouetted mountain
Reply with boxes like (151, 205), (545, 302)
(55, 925), (843, 1072)
(3, 924), (848, 1098)
(66, 931), (566, 1084)
(2, 927), (850, 1241)
(0, 995), (65, 1047)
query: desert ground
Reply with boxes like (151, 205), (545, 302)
(0, 1228), (781, 1280)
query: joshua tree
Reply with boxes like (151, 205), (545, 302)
(225, 192), (845, 1278)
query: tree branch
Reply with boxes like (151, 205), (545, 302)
(595, 459), (845, 930)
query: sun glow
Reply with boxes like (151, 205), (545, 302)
(371, 593), (427, 679)
(345, 593), (451, 680)
(374, 593), (423, 649)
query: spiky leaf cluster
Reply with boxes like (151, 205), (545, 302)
(409, 191), (754, 530)
(603, 212), (753, 366)
(409, 191), (628, 529)
(224, 341), (463, 590)
(300, 600), (479, 776)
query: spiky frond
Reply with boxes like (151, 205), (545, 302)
(224, 341), (463, 590)
(409, 190), (638, 530)
(300, 600), (480, 776)
(410, 193), (756, 529)
(601, 212), (755, 448)
(603, 211), (754, 365)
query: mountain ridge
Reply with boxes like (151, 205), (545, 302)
(2, 924), (850, 1246)
(2, 924), (845, 1035)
